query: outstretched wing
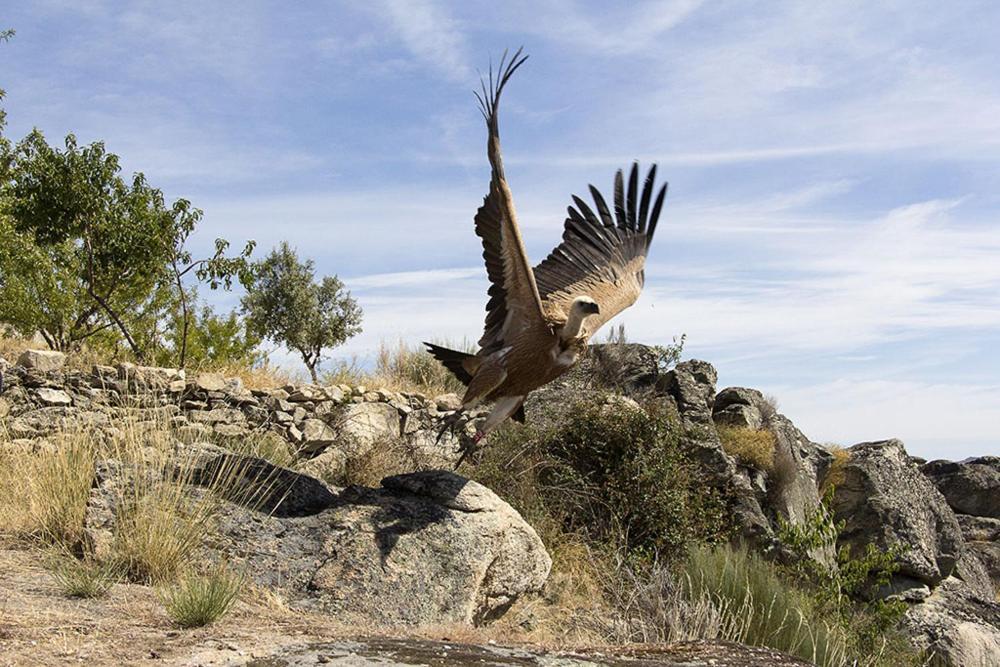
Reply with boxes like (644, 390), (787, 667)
(473, 48), (547, 357)
(533, 163), (667, 338)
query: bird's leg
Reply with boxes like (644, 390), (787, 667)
(452, 396), (524, 469)
(436, 409), (468, 445)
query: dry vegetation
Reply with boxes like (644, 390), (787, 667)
(0, 411), (280, 642)
(821, 445), (852, 493)
(716, 425), (778, 472)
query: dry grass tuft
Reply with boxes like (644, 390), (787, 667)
(47, 550), (120, 598)
(716, 425), (777, 472)
(159, 561), (244, 628)
(758, 394), (780, 424)
(373, 339), (471, 395)
(196, 358), (296, 390)
(2, 411), (277, 586)
(821, 444), (851, 492)
(0, 435), (95, 547)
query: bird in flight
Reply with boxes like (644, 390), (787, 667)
(425, 49), (667, 458)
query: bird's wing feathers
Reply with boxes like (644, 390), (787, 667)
(473, 48), (548, 356)
(534, 163), (667, 337)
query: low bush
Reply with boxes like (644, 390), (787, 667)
(472, 396), (729, 561)
(776, 488), (915, 663)
(820, 444), (851, 493)
(716, 425), (776, 472)
(159, 562), (243, 628)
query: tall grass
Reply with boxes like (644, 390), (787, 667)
(0, 435), (95, 547)
(0, 412), (276, 584)
(683, 545), (849, 667)
(373, 339), (472, 395)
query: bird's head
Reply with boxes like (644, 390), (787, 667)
(572, 295), (601, 316)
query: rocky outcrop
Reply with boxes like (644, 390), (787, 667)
(821, 444), (1000, 665)
(831, 440), (964, 595)
(902, 577), (1000, 667)
(80, 442), (551, 626)
(958, 515), (1000, 595)
(205, 464), (551, 625)
(921, 457), (1000, 599)
(923, 457), (1000, 519)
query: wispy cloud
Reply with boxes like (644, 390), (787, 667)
(374, 0), (472, 82)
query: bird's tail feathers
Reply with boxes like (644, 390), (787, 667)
(424, 342), (477, 386)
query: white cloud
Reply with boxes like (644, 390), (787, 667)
(374, 0), (472, 82)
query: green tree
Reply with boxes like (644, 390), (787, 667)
(160, 292), (262, 368)
(241, 242), (362, 382)
(1, 129), (252, 361)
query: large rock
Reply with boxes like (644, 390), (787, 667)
(664, 363), (773, 551)
(902, 577), (1000, 667)
(664, 359), (718, 426)
(832, 440), (964, 591)
(922, 457), (1000, 519)
(211, 468), (551, 625)
(17, 349), (66, 373)
(958, 515), (1000, 596)
(714, 387), (767, 430)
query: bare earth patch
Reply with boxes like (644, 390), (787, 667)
(0, 548), (811, 666)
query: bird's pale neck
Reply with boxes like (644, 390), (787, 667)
(560, 309), (589, 342)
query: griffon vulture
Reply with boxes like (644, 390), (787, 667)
(425, 49), (667, 453)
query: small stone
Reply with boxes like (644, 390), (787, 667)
(288, 388), (317, 402)
(18, 349), (66, 372)
(194, 372), (226, 392)
(36, 387), (72, 406)
(322, 386), (345, 402)
(301, 418), (337, 452)
(434, 393), (462, 411)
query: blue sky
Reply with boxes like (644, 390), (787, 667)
(2, 1), (999, 460)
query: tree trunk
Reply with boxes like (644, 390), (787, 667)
(173, 261), (190, 368)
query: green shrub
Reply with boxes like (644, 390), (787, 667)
(159, 563), (243, 627)
(776, 488), (914, 662)
(472, 396), (728, 561)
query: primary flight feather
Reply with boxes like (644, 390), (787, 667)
(425, 49), (668, 453)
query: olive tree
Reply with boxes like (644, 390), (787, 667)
(241, 243), (362, 382)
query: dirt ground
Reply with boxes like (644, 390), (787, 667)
(0, 548), (811, 667)
(0, 547), (361, 666)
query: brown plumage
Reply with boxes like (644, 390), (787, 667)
(425, 49), (668, 445)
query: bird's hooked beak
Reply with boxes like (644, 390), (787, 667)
(584, 301), (600, 315)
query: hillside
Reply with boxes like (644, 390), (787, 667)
(1, 345), (998, 666)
